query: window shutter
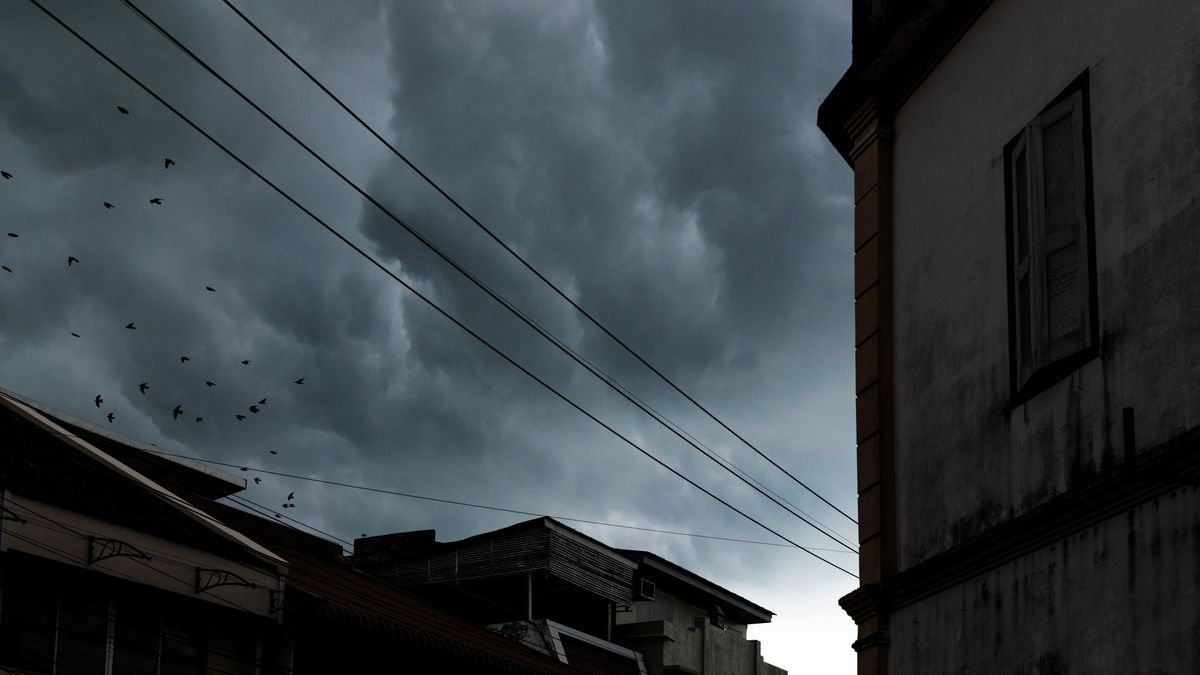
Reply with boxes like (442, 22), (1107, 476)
(1032, 92), (1088, 363)
(1010, 132), (1035, 385)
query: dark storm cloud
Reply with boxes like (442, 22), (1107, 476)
(0, 1), (855, 670)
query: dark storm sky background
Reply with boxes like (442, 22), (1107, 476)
(0, 1), (856, 670)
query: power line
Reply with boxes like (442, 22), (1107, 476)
(219, 0), (858, 528)
(145, 448), (855, 553)
(115, 0), (856, 553)
(25, 0), (856, 579)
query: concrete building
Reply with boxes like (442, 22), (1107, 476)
(614, 550), (785, 675)
(818, 0), (1200, 673)
(355, 518), (787, 675)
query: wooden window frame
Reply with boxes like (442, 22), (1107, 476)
(1004, 71), (1099, 404)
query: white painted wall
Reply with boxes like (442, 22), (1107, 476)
(890, 0), (1200, 568)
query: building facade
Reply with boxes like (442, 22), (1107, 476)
(819, 0), (1200, 672)
(354, 518), (787, 675)
(0, 390), (579, 675)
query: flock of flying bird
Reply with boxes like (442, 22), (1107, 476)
(3, 105), (307, 512)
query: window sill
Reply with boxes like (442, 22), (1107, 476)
(1010, 345), (1100, 409)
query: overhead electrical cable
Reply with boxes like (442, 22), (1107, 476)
(219, 0), (858, 527)
(147, 448), (853, 553)
(114, 0), (856, 552)
(25, 0), (856, 578)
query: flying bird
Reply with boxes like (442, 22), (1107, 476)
(287, 492), (294, 501)
(293, 377), (304, 385)
(125, 323), (136, 330)
(269, 450), (277, 455)
(257, 398), (267, 405)
(149, 198), (163, 205)
(6, 233), (17, 238)
(67, 256), (78, 266)
(138, 382), (148, 394)
(180, 356), (190, 363)
(94, 394), (103, 408)
(253, 477), (261, 484)
(1, 171), (11, 180)
(104, 202), (114, 209)
(236, 414), (246, 421)
(240, 467), (248, 472)
(248, 405), (260, 414)
(117, 106), (129, 114)
(70, 332), (80, 337)
(106, 412), (114, 423)
(164, 158), (175, 169)
(172, 405), (182, 420)
(1, 266), (11, 273)
(205, 381), (215, 387)
(205, 286), (215, 292)
(240, 360), (251, 365)
(195, 417), (203, 422)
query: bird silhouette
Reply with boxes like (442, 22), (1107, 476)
(172, 405), (182, 420)
(205, 381), (215, 387)
(94, 394), (103, 408)
(241, 360), (251, 365)
(180, 356), (190, 363)
(1, 171), (11, 180)
(253, 477), (261, 484)
(1, 266), (11, 273)
(269, 450), (277, 455)
(281, 503), (290, 509)
(293, 377), (304, 385)
(248, 405), (260, 414)
(138, 382), (148, 394)
(103, 202), (114, 209)
(106, 412), (114, 423)
(257, 398), (267, 405)
(195, 417), (204, 422)
(67, 256), (78, 266)
(125, 323), (136, 330)
(164, 158), (175, 169)
(6, 233), (17, 238)
(236, 414), (246, 421)
(149, 198), (163, 205)
(240, 467), (248, 472)
(287, 492), (294, 501)
(205, 286), (215, 292)
(274, 514), (281, 519)
(117, 106), (129, 114)
(70, 332), (80, 337)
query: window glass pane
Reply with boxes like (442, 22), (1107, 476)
(0, 578), (56, 672)
(1015, 148), (1029, 261)
(1046, 242), (1080, 341)
(1043, 115), (1076, 234)
(56, 595), (109, 675)
(113, 603), (160, 675)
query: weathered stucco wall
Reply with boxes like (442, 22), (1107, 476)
(889, 488), (1200, 674)
(890, 0), (1200, 568)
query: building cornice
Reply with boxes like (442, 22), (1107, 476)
(818, 0), (996, 165)
(840, 426), (1200, 624)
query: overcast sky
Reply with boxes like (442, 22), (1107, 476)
(0, 1), (856, 671)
